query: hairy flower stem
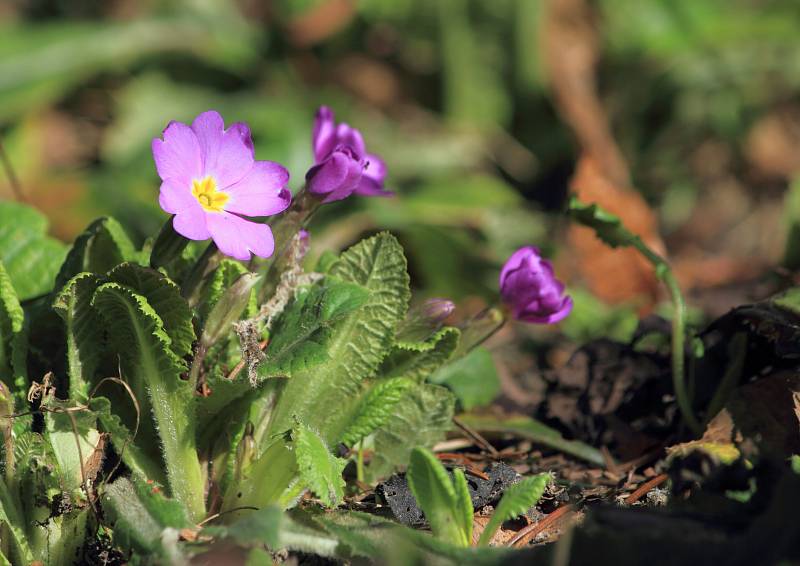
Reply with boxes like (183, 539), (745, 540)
(453, 307), (506, 359)
(356, 440), (365, 484)
(256, 188), (320, 303)
(568, 198), (701, 435)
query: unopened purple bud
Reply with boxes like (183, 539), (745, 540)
(306, 145), (365, 203)
(499, 246), (572, 324)
(422, 298), (455, 324)
(294, 229), (311, 261)
(298, 229), (310, 248)
(307, 106), (391, 202)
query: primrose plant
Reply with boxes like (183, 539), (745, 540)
(0, 106), (572, 563)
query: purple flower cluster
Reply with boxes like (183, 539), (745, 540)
(153, 107), (389, 260)
(306, 106), (391, 202)
(499, 247), (572, 324)
(151, 107), (572, 326)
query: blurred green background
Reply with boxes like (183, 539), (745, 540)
(1, 0), (799, 334)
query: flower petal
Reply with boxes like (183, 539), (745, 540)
(192, 110), (255, 187)
(206, 212), (275, 260)
(152, 121), (202, 181)
(225, 161), (292, 216)
(158, 178), (195, 214)
(229, 122), (255, 159)
(518, 296), (573, 324)
(363, 153), (387, 183)
(499, 246), (539, 289)
(335, 123), (366, 156)
(306, 147), (364, 203)
(356, 176), (393, 197)
(172, 205), (211, 241)
(313, 106), (336, 162)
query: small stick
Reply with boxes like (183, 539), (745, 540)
(624, 473), (668, 505)
(508, 504), (574, 548)
(0, 136), (25, 202)
(453, 416), (499, 457)
(197, 505), (260, 527)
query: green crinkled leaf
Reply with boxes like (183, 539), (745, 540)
(197, 259), (249, 322)
(568, 197), (643, 249)
(0, 201), (67, 300)
(257, 281), (370, 380)
(407, 447), (470, 547)
(378, 326), (461, 383)
(92, 282), (203, 518)
(478, 473), (550, 546)
(315, 250), (340, 274)
(54, 216), (138, 289)
(263, 233), (411, 446)
(52, 272), (102, 400)
(101, 476), (191, 557)
(366, 384), (455, 482)
(0, 474), (32, 563)
(108, 263), (195, 359)
(0, 261), (24, 391)
(338, 377), (416, 447)
(89, 396), (166, 485)
(293, 422), (347, 507)
(429, 346), (500, 410)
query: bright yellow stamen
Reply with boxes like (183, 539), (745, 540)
(191, 176), (229, 213)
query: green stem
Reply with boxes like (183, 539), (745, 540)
(632, 242), (702, 435)
(356, 440), (365, 484)
(453, 307), (506, 359)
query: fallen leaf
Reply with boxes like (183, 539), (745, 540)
(565, 156), (663, 308)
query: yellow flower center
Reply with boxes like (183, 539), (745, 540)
(191, 176), (229, 213)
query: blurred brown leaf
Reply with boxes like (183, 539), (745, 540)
(286, 0), (356, 47)
(746, 108), (800, 180)
(542, 0), (629, 188)
(566, 157), (662, 307)
(542, 0), (666, 307)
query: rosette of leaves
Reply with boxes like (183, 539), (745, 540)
(0, 203), (465, 562)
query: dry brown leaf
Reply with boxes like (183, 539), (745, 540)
(542, 0), (666, 307)
(565, 156), (663, 308)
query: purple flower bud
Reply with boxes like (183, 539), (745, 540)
(499, 247), (573, 324)
(306, 145), (365, 203)
(307, 106), (391, 202)
(422, 298), (455, 324)
(296, 229), (310, 258)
